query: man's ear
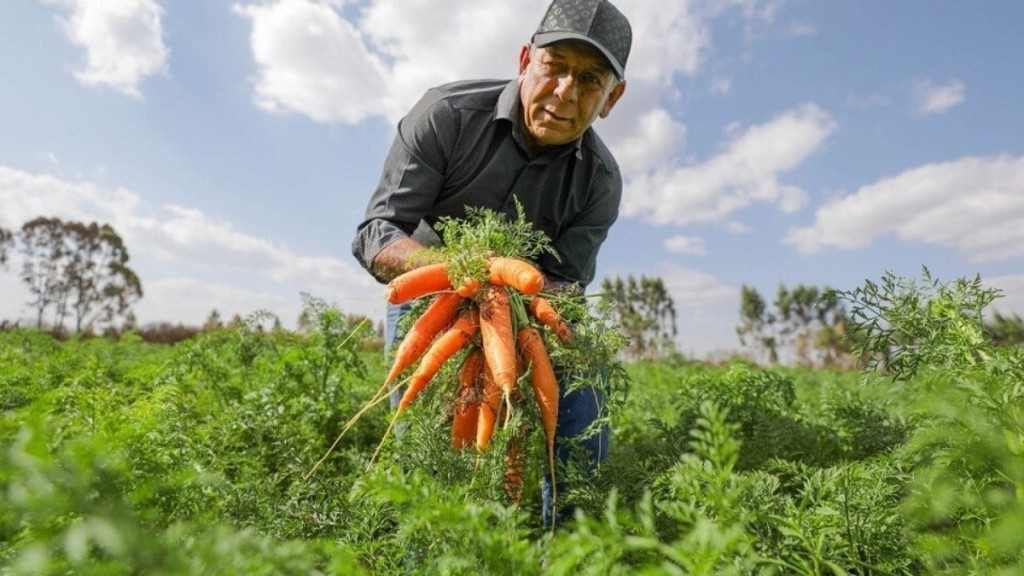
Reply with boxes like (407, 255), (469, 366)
(599, 81), (626, 119)
(518, 44), (532, 76)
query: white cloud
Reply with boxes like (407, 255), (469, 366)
(782, 20), (817, 38)
(709, 75), (732, 96)
(135, 205), (288, 270)
(709, 0), (785, 22)
(659, 263), (740, 358)
(609, 108), (687, 176)
(132, 277), (297, 328)
(784, 154), (1024, 262)
(0, 167), (123, 225)
(622, 103), (837, 226)
(39, 0), (169, 98)
(232, 0), (390, 123)
(0, 166), (378, 327)
(360, 0), (531, 117)
(724, 220), (752, 234)
(230, 0), (779, 128)
(661, 262), (736, 305)
(910, 77), (966, 116)
(230, 0), (536, 124)
(627, 0), (711, 82)
(664, 235), (706, 256)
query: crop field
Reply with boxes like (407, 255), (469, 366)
(1, 277), (1022, 575)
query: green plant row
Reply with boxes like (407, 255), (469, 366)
(2, 268), (1022, 575)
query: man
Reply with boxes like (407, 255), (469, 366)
(352, 0), (631, 527)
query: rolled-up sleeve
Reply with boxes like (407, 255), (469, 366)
(352, 88), (456, 282)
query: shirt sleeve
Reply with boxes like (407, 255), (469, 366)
(351, 88), (456, 282)
(540, 166), (622, 287)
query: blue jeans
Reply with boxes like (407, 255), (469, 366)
(384, 303), (414, 410)
(384, 303), (609, 527)
(541, 379), (608, 528)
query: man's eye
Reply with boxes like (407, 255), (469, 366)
(541, 62), (564, 75)
(581, 74), (603, 89)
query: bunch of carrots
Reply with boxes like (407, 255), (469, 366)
(378, 256), (573, 504)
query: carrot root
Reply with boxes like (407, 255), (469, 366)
(529, 296), (572, 344)
(384, 291), (463, 386)
(385, 262), (452, 304)
(397, 308), (479, 412)
(475, 361), (502, 450)
(478, 286), (518, 400)
(518, 326), (560, 518)
(488, 257), (544, 296)
(452, 349), (484, 449)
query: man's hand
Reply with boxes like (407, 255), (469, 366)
(542, 277), (582, 297)
(370, 238), (433, 283)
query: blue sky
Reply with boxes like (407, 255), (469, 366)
(1, 0), (1022, 359)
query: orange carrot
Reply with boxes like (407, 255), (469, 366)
(385, 262), (452, 304)
(518, 325), (560, 503)
(384, 291), (463, 386)
(454, 275), (483, 298)
(475, 361), (503, 450)
(504, 440), (526, 504)
(397, 308), (479, 411)
(478, 285), (518, 416)
(488, 257), (544, 296)
(451, 348), (484, 449)
(528, 296), (572, 344)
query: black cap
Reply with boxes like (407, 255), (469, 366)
(532, 0), (632, 80)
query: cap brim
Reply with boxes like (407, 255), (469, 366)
(532, 31), (625, 80)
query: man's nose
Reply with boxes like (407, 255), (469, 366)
(553, 74), (578, 102)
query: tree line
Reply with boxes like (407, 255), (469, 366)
(601, 274), (1023, 366)
(0, 217), (142, 333)
(598, 275), (856, 365)
(738, 278), (1024, 368)
(737, 283), (855, 367)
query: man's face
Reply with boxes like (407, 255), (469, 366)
(518, 41), (626, 149)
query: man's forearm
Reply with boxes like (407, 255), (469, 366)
(370, 238), (432, 283)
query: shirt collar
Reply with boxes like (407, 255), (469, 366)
(496, 79), (584, 160)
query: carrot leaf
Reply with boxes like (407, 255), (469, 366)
(428, 199), (558, 291)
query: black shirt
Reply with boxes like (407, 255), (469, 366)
(351, 79), (622, 287)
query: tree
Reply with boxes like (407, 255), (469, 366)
(123, 310), (138, 333)
(19, 217), (70, 329)
(19, 217), (142, 331)
(737, 284), (778, 365)
(601, 275), (678, 360)
(984, 311), (1024, 347)
(204, 309), (224, 332)
(812, 289), (858, 368)
(739, 283), (855, 367)
(65, 221), (143, 332)
(0, 225), (12, 268)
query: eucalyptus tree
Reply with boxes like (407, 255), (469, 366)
(0, 225), (12, 267)
(601, 275), (678, 360)
(19, 217), (142, 331)
(740, 283), (853, 367)
(19, 217), (70, 328)
(737, 284), (778, 365)
(64, 221), (143, 332)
